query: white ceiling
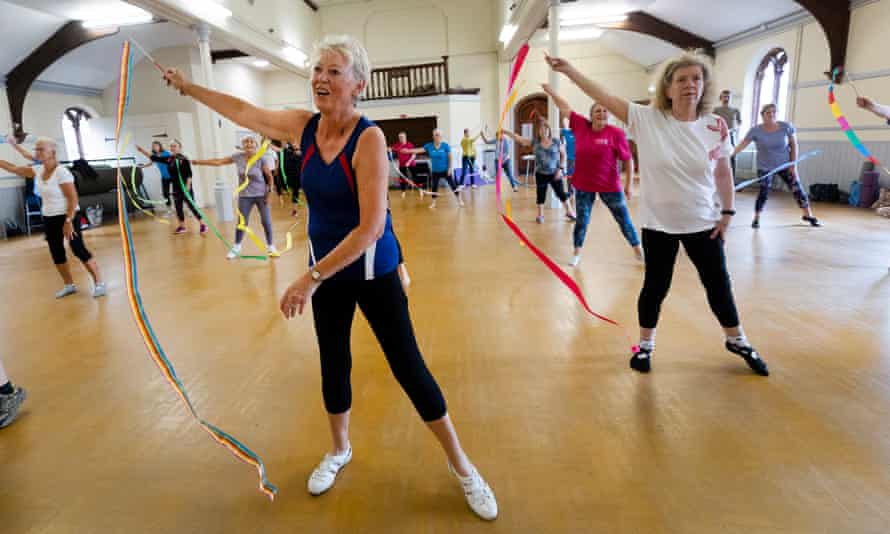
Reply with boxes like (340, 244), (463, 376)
(0, 0), (232, 91)
(644, 0), (804, 42)
(552, 0), (806, 67)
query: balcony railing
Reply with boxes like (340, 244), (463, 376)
(364, 56), (479, 101)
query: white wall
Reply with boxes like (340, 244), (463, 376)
(0, 88), (103, 164)
(264, 69), (311, 110)
(321, 0), (500, 130)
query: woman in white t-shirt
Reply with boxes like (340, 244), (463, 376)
(545, 51), (768, 377)
(0, 137), (106, 298)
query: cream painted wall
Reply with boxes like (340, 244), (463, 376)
(264, 70), (311, 110)
(0, 89), (103, 164)
(320, 0), (499, 131)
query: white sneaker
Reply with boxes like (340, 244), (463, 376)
(55, 284), (77, 299)
(429, 201), (437, 209)
(450, 464), (498, 521)
(92, 282), (107, 298)
(458, 198), (465, 207)
(267, 244), (280, 257)
(308, 447), (352, 496)
(568, 256), (580, 267)
(226, 245), (242, 260)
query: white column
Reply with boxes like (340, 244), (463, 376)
(195, 22), (233, 222)
(548, 0), (562, 210)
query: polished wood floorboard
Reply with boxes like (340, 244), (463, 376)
(2, 187), (890, 533)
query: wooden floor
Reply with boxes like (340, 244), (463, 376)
(3, 185), (890, 533)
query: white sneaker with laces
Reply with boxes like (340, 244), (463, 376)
(568, 255), (580, 267)
(450, 464), (497, 520)
(55, 284), (77, 299)
(92, 282), (107, 298)
(307, 447), (352, 496)
(226, 245), (242, 260)
(267, 244), (280, 257)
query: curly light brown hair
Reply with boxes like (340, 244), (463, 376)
(652, 51), (716, 118)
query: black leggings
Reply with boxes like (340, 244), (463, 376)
(44, 213), (92, 265)
(536, 172), (568, 205)
(173, 188), (202, 222)
(638, 228), (740, 329)
(755, 168), (810, 212)
(161, 179), (172, 206)
(430, 171), (459, 195)
(311, 270), (446, 421)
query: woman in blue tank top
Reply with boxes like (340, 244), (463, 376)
(162, 34), (497, 520)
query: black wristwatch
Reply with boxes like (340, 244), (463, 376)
(721, 209), (736, 216)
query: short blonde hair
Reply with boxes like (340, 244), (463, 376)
(312, 34), (371, 88)
(652, 51), (716, 118)
(35, 137), (57, 156)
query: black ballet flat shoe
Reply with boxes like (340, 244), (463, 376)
(630, 348), (652, 373)
(725, 341), (769, 376)
(802, 216), (822, 227)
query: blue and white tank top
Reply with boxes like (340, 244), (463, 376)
(300, 113), (400, 281)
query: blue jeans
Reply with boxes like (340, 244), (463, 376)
(573, 191), (640, 249)
(500, 158), (517, 188)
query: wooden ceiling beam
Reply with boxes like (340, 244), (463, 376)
(600, 11), (715, 57)
(5, 21), (118, 142)
(794, 0), (851, 79)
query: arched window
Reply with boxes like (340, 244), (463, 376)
(750, 48), (788, 125)
(61, 107), (95, 161)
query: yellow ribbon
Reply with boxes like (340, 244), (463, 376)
(233, 140), (275, 256)
(118, 133), (170, 224)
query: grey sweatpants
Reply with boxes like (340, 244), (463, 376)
(235, 196), (274, 245)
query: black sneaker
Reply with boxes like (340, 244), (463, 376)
(630, 348), (652, 373)
(725, 341), (769, 376)
(751, 219), (760, 229)
(802, 216), (822, 227)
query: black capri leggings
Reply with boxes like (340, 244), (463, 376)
(430, 171), (459, 195)
(536, 172), (569, 205)
(311, 269), (446, 422)
(44, 213), (92, 265)
(638, 228), (740, 329)
(173, 188), (202, 222)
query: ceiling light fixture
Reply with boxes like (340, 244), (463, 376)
(252, 59), (270, 68)
(283, 46), (308, 67)
(186, 0), (233, 23)
(499, 24), (518, 44)
(561, 15), (628, 27)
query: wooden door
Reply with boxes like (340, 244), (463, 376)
(514, 95), (547, 178)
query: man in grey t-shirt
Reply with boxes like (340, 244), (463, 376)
(714, 90), (742, 175)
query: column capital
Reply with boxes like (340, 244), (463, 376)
(194, 22), (211, 43)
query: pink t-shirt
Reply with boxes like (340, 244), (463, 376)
(392, 142), (416, 167)
(570, 112), (631, 193)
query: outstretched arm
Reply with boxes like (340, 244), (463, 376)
(191, 156), (235, 166)
(0, 159), (36, 178)
(542, 83), (572, 119)
(502, 129), (531, 147)
(6, 136), (35, 161)
(164, 68), (313, 144)
(545, 54), (629, 124)
(857, 96), (890, 121)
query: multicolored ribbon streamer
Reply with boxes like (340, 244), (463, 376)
(733, 150), (823, 191)
(829, 68), (890, 175)
(494, 43), (621, 328)
(114, 42), (276, 499)
(115, 41), (132, 150)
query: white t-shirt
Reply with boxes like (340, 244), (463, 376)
(34, 164), (79, 217)
(628, 103), (732, 234)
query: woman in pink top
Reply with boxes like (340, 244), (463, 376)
(391, 131), (417, 198)
(543, 84), (642, 267)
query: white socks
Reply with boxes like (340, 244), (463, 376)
(638, 339), (655, 355)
